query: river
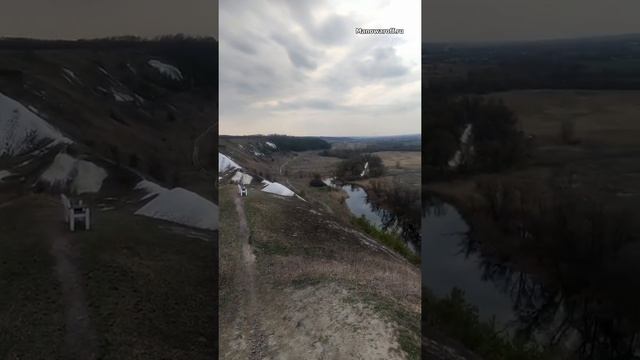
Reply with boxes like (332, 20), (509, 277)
(421, 198), (516, 328)
(328, 179), (420, 254)
(421, 196), (640, 356)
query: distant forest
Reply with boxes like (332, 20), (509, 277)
(221, 135), (331, 152)
(0, 35), (218, 94)
(424, 35), (640, 93)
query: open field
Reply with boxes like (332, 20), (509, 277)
(429, 90), (640, 224)
(355, 151), (421, 190)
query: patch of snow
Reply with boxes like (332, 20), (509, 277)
(0, 170), (12, 181)
(321, 177), (337, 188)
(1, 92), (72, 156)
(135, 180), (168, 200)
(148, 60), (183, 81)
(448, 150), (462, 168)
(460, 124), (473, 145)
(98, 66), (112, 78)
(219, 153), (242, 173)
(135, 188), (218, 230)
(62, 68), (82, 85)
(360, 161), (369, 177)
(231, 171), (253, 185)
(40, 153), (107, 194)
(72, 160), (108, 194)
(17, 158), (33, 167)
(448, 124), (473, 169)
(112, 88), (134, 102)
(252, 150), (264, 157)
(261, 182), (295, 197)
(133, 94), (145, 104)
(265, 141), (277, 149)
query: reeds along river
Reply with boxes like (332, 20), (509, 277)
(422, 195), (640, 358)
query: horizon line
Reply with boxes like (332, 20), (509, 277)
(423, 32), (640, 46)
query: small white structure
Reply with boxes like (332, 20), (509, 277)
(60, 194), (91, 231)
(238, 184), (248, 197)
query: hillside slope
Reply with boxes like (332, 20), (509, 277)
(219, 140), (421, 359)
(0, 38), (218, 359)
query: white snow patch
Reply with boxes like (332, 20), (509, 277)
(231, 171), (253, 185)
(72, 160), (108, 194)
(17, 158), (33, 167)
(360, 161), (369, 177)
(135, 180), (168, 200)
(460, 124), (473, 144)
(448, 124), (473, 169)
(1, 92), (72, 156)
(321, 177), (338, 188)
(0, 170), (12, 181)
(98, 66), (112, 78)
(135, 188), (218, 230)
(112, 88), (134, 102)
(219, 153), (241, 173)
(148, 60), (183, 81)
(261, 181), (295, 197)
(62, 68), (82, 85)
(40, 153), (107, 194)
(448, 150), (462, 168)
(133, 94), (145, 104)
(265, 141), (277, 149)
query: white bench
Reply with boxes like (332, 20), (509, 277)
(238, 184), (248, 197)
(60, 194), (91, 231)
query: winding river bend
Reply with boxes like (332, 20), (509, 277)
(422, 196), (640, 356)
(329, 179), (420, 254)
(422, 199), (516, 327)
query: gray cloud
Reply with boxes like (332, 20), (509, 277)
(272, 33), (319, 70)
(358, 47), (409, 78)
(220, 0), (420, 136)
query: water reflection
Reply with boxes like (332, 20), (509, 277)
(423, 196), (640, 358)
(341, 184), (421, 253)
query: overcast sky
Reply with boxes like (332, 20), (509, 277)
(424, 0), (640, 42)
(0, 0), (217, 39)
(219, 0), (421, 136)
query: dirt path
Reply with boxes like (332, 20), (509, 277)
(46, 200), (98, 359)
(233, 195), (267, 359)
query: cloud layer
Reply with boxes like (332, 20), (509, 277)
(220, 0), (421, 136)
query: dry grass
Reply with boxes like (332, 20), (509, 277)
(429, 90), (640, 231)
(491, 90), (640, 146)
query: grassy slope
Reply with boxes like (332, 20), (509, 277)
(0, 196), (65, 359)
(240, 185), (421, 358)
(73, 210), (217, 359)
